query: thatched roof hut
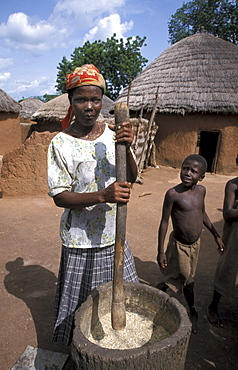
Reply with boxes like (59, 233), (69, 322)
(20, 98), (44, 122)
(116, 32), (238, 115)
(0, 89), (21, 114)
(116, 32), (238, 175)
(0, 89), (21, 155)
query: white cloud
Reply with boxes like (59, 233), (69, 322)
(0, 58), (14, 69)
(0, 13), (55, 42)
(0, 12), (67, 53)
(3, 75), (56, 99)
(0, 72), (11, 82)
(53, 0), (125, 19)
(84, 14), (133, 42)
(50, 0), (128, 38)
(40, 83), (58, 96)
(14, 78), (47, 93)
(0, 1), (132, 54)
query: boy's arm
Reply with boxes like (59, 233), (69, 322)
(223, 180), (238, 221)
(203, 212), (225, 253)
(157, 190), (174, 268)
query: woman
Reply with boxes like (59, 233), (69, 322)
(47, 64), (139, 345)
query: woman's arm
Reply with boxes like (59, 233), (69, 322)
(53, 181), (132, 209)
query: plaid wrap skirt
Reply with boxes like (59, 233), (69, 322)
(52, 241), (139, 345)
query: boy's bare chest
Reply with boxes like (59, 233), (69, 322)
(175, 191), (203, 212)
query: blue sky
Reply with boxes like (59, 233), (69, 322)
(0, 0), (186, 101)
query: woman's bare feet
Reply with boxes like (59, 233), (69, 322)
(206, 307), (223, 328)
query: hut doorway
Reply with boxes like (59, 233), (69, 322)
(197, 130), (221, 173)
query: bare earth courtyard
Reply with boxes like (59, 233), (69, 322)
(0, 166), (237, 369)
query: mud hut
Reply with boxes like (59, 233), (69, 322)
(31, 93), (114, 133)
(19, 98), (45, 143)
(115, 32), (238, 175)
(0, 89), (21, 156)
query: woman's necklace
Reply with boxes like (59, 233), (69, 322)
(71, 122), (102, 139)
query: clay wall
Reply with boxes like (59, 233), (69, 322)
(0, 131), (56, 196)
(153, 113), (238, 175)
(0, 113), (21, 156)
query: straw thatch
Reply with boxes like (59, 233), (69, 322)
(20, 98), (44, 120)
(101, 95), (115, 117)
(115, 32), (238, 115)
(32, 93), (114, 124)
(0, 89), (21, 114)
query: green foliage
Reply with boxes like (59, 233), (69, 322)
(55, 34), (148, 100)
(168, 0), (238, 44)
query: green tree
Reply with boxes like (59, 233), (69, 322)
(55, 56), (74, 94)
(168, 0), (238, 45)
(55, 34), (148, 100)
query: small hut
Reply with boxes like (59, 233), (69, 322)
(0, 89), (21, 156)
(20, 98), (44, 123)
(115, 32), (238, 175)
(31, 94), (114, 133)
(20, 98), (45, 143)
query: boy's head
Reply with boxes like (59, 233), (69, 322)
(182, 154), (207, 175)
(180, 154), (207, 186)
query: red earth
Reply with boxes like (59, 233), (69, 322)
(1, 166), (237, 369)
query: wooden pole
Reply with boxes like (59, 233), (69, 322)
(127, 81), (132, 107)
(138, 86), (160, 173)
(111, 102), (129, 330)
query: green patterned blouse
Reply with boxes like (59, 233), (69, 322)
(47, 124), (117, 248)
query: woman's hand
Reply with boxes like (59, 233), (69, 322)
(109, 121), (134, 150)
(101, 181), (132, 203)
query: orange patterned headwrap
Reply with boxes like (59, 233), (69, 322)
(66, 64), (106, 93)
(62, 64), (106, 130)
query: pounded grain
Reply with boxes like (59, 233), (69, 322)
(88, 311), (169, 349)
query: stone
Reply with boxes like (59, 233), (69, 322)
(11, 345), (68, 370)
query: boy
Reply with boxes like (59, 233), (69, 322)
(157, 154), (224, 333)
(207, 175), (238, 327)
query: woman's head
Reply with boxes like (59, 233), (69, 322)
(62, 64), (106, 129)
(66, 64), (106, 96)
(70, 85), (103, 128)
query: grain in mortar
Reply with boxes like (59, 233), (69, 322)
(88, 311), (170, 349)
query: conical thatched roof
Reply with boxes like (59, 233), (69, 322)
(32, 93), (114, 123)
(115, 32), (238, 115)
(20, 98), (44, 120)
(0, 88), (21, 114)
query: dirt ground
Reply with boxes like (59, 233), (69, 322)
(1, 166), (238, 370)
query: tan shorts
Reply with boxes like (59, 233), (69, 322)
(160, 232), (200, 293)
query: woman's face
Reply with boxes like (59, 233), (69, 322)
(71, 85), (103, 127)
